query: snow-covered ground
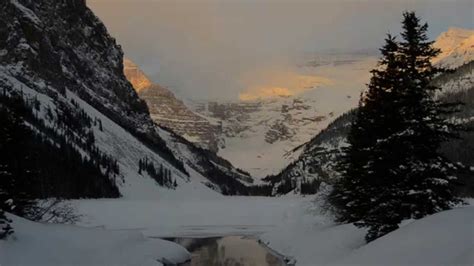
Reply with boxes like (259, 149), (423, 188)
(262, 199), (474, 266)
(2, 196), (472, 265)
(0, 214), (190, 266)
(335, 205), (474, 266)
(20, 196), (465, 266)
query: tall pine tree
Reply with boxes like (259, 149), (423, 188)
(393, 12), (462, 220)
(0, 97), (36, 239)
(329, 35), (406, 234)
(328, 12), (462, 242)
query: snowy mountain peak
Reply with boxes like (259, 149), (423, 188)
(433, 27), (474, 69)
(436, 27), (474, 44)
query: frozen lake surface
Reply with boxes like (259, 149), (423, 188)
(166, 236), (285, 266)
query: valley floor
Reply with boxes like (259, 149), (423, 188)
(2, 196), (473, 266)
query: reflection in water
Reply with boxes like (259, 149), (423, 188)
(167, 236), (284, 266)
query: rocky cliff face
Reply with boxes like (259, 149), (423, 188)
(123, 59), (222, 152)
(0, 0), (156, 135)
(122, 59), (152, 92)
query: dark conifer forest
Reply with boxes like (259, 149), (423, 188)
(0, 89), (121, 235)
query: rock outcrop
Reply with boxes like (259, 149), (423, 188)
(123, 59), (222, 152)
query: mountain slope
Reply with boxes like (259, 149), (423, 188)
(0, 0), (252, 199)
(0, 0), (198, 199)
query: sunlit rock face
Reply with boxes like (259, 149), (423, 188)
(123, 59), (221, 152)
(433, 27), (474, 69)
(238, 74), (333, 101)
(123, 59), (153, 92)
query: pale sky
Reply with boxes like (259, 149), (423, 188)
(88, 0), (473, 100)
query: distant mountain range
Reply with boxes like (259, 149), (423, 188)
(125, 54), (377, 177)
(126, 28), (473, 180)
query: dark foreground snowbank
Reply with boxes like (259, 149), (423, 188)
(333, 205), (474, 266)
(0, 214), (190, 266)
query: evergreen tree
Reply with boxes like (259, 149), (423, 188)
(0, 190), (13, 239)
(392, 12), (462, 220)
(138, 159), (143, 175)
(0, 98), (37, 218)
(0, 90), (120, 237)
(328, 12), (462, 242)
(329, 34), (403, 225)
(158, 164), (164, 186)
